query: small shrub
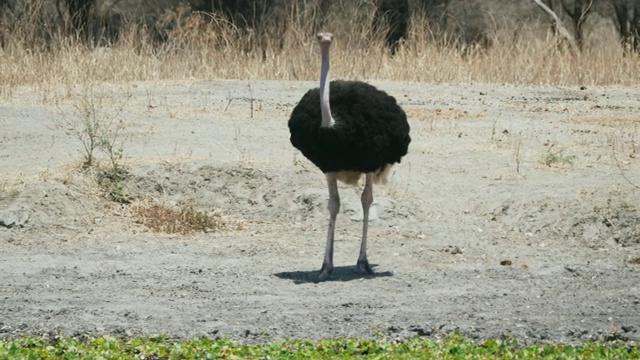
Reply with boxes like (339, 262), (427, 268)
(96, 166), (132, 204)
(64, 86), (130, 171)
(130, 202), (242, 235)
(543, 150), (576, 167)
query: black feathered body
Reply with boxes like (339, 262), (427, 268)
(288, 80), (410, 175)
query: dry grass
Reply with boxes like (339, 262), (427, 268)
(130, 201), (243, 235)
(1, 5), (640, 96)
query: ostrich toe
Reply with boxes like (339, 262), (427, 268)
(356, 259), (373, 275)
(317, 263), (333, 282)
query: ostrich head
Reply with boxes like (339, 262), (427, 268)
(317, 32), (334, 127)
(316, 32), (333, 48)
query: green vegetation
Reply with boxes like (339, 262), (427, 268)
(0, 333), (638, 360)
(63, 86), (130, 170)
(62, 85), (132, 203)
(543, 150), (577, 167)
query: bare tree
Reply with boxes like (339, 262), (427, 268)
(204, 0), (410, 57)
(560, 0), (593, 49)
(613, 0), (640, 53)
(372, 0), (409, 55)
(198, 0), (289, 59)
(417, 0), (491, 54)
(2, 0), (64, 48)
(55, 0), (123, 46)
(57, 0), (95, 40)
(535, 0), (579, 52)
(540, 0), (593, 50)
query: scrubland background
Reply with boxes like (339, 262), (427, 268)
(1, 0), (639, 345)
(1, 0), (639, 90)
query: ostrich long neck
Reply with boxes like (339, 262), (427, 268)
(319, 46), (334, 128)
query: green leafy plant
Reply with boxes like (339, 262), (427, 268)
(1, 333), (638, 359)
(543, 149), (576, 167)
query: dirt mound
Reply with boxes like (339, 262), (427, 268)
(0, 162), (418, 236)
(117, 162), (418, 226)
(491, 196), (640, 248)
(0, 181), (95, 232)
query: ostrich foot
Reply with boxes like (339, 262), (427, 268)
(357, 259), (373, 275)
(317, 263), (333, 282)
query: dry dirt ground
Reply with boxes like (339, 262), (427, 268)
(1, 79), (639, 345)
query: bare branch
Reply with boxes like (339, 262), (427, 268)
(612, 145), (640, 189)
(533, 0), (578, 52)
(577, 0), (594, 28)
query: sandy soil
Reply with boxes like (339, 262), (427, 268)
(1, 79), (639, 344)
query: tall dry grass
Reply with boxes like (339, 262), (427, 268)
(1, 5), (639, 94)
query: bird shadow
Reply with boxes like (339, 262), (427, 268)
(274, 264), (393, 284)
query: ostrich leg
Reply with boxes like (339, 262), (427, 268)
(319, 172), (339, 281)
(357, 173), (374, 274)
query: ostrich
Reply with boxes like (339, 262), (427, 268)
(288, 32), (411, 281)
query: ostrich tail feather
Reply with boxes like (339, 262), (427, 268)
(335, 165), (393, 186)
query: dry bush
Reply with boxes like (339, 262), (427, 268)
(1, 4), (640, 91)
(0, 0), (65, 51)
(130, 201), (243, 235)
